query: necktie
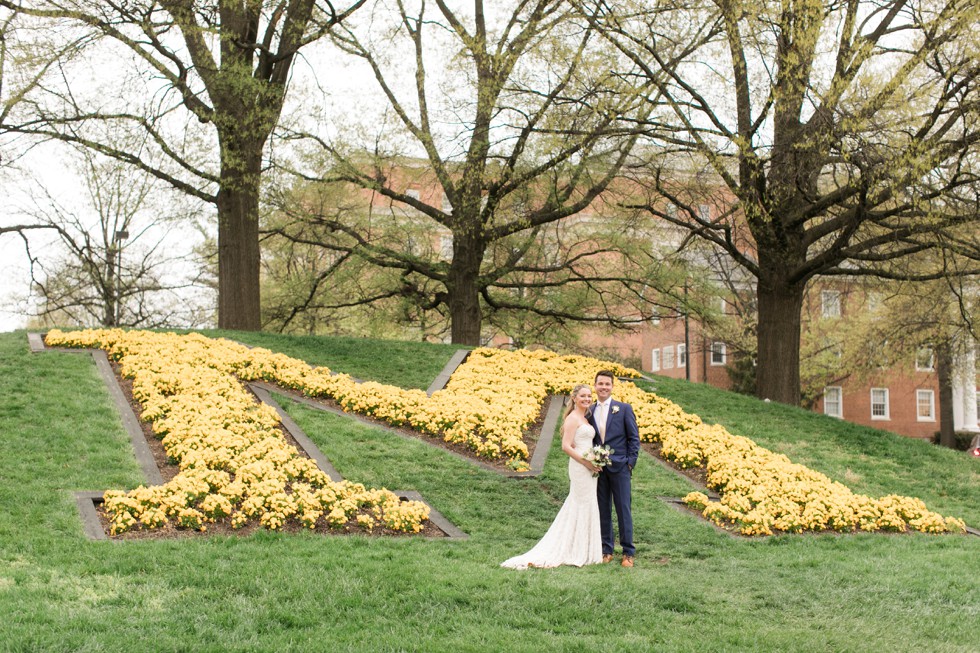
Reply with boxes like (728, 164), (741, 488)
(598, 403), (606, 443)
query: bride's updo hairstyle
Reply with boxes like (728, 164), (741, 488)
(564, 383), (592, 418)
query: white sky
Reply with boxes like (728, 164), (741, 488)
(0, 236), (30, 332)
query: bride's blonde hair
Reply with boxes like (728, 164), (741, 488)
(564, 383), (592, 418)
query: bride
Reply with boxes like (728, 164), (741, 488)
(501, 384), (603, 569)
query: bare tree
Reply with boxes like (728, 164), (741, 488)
(274, 0), (707, 345)
(589, 0), (980, 405)
(21, 149), (211, 328)
(0, 0), (366, 330)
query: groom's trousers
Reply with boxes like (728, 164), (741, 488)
(597, 466), (634, 556)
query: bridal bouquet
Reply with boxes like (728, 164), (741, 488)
(584, 445), (614, 477)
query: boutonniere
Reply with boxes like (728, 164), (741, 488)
(611, 406), (620, 414)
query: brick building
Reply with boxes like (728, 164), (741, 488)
(635, 284), (980, 441)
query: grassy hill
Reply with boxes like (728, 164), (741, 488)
(0, 329), (977, 652)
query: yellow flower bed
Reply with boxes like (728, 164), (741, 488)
(675, 424), (967, 536)
(45, 328), (430, 535)
(46, 328), (966, 537)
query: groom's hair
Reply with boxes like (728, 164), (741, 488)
(594, 370), (615, 384)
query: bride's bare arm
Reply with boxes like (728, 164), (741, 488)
(561, 418), (599, 473)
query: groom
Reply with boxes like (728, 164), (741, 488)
(589, 370), (640, 567)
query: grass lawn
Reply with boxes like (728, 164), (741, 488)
(0, 329), (977, 652)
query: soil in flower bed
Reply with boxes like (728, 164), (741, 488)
(640, 440), (710, 489)
(95, 501), (448, 540)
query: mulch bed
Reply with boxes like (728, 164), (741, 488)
(95, 501), (448, 541)
(640, 440), (711, 489)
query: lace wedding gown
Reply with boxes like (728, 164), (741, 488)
(501, 423), (602, 569)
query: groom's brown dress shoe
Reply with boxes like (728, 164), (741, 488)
(601, 554), (614, 564)
(621, 556), (634, 568)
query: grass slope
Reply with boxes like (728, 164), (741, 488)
(0, 329), (977, 653)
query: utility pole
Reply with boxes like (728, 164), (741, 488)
(114, 229), (128, 326)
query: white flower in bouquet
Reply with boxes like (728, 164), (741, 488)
(584, 445), (614, 477)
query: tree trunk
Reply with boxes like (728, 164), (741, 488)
(447, 232), (484, 345)
(216, 138), (262, 331)
(936, 341), (956, 448)
(755, 272), (804, 405)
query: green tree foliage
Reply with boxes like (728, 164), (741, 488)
(263, 167), (706, 352)
(589, 0), (980, 405)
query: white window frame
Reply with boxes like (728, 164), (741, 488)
(710, 341), (727, 366)
(678, 343), (687, 367)
(870, 388), (890, 420)
(651, 349), (661, 372)
(823, 387), (843, 418)
(439, 234), (453, 261)
(868, 292), (883, 313)
(663, 345), (675, 369)
(405, 188), (421, 201)
(441, 193), (453, 213)
(915, 347), (935, 372)
(916, 389), (935, 422)
(821, 290), (841, 318)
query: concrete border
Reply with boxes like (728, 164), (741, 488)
(91, 350), (164, 485)
(525, 395), (563, 476)
(426, 349), (470, 395)
(250, 384), (344, 483)
(75, 491), (109, 541)
(31, 334), (163, 486)
(644, 449), (720, 500)
(398, 491), (468, 540)
(658, 496), (743, 539)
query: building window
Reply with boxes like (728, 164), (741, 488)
(663, 345), (675, 369)
(916, 390), (935, 421)
(698, 204), (711, 220)
(405, 188), (420, 201)
(678, 344), (687, 367)
(405, 236), (418, 255)
(870, 388), (890, 420)
(824, 387), (843, 418)
(441, 193), (453, 213)
(915, 347), (935, 371)
(710, 342), (726, 365)
(439, 234), (453, 261)
(868, 292), (883, 313)
(821, 290), (841, 318)
(821, 337), (843, 360)
(651, 349), (661, 372)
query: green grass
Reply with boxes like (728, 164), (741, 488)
(1, 329), (978, 652)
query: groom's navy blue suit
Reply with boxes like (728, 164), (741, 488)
(589, 398), (640, 557)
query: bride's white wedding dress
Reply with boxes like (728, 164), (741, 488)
(501, 423), (602, 569)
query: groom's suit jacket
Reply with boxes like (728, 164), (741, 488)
(589, 399), (640, 473)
